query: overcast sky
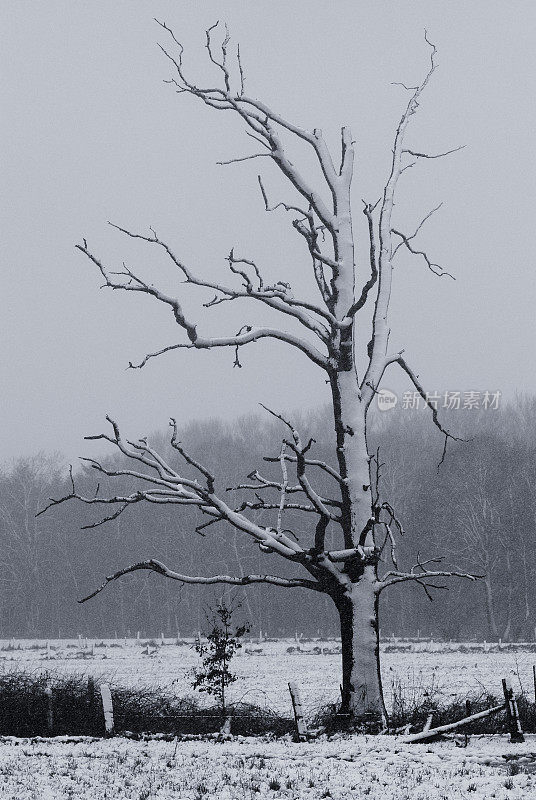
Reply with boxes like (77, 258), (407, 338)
(2, 1), (535, 464)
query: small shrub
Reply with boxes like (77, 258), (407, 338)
(192, 602), (249, 716)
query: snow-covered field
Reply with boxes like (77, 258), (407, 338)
(0, 638), (534, 715)
(0, 733), (535, 799)
(1, 639), (536, 797)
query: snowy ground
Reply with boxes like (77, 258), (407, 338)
(0, 733), (535, 799)
(1, 640), (536, 797)
(0, 638), (534, 716)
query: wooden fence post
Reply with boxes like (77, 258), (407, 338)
(100, 683), (115, 736)
(44, 682), (53, 734)
(288, 682), (308, 741)
(220, 715), (232, 735)
(502, 678), (524, 743)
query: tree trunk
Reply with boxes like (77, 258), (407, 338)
(336, 567), (386, 722)
(331, 372), (375, 548)
(329, 370), (385, 721)
(484, 574), (500, 641)
(502, 547), (513, 643)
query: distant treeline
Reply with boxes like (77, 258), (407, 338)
(1, 396), (535, 642)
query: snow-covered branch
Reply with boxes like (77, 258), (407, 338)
(376, 551), (481, 596)
(345, 201), (379, 318)
(376, 565), (480, 595)
(363, 34), (439, 394)
(79, 558), (322, 603)
(155, 19), (338, 230)
(40, 417), (309, 561)
(76, 238), (330, 371)
(259, 406), (336, 532)
(263, 453), (344, 486)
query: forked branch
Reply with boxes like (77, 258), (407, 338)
(40, 417), (307, 561)
(76, 235), (330, 371)
(377, 557), (480, 595)
(391, 201), (455, 279)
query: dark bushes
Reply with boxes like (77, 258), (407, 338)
(0, 671), (293, 737)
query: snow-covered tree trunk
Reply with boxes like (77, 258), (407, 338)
(329, 370), (384, 717)
(336, 567), (384, 718)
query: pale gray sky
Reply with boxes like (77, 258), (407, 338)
(2, 1), (535, 462)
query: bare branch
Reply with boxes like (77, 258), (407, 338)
(376, 566), (480, 593)
(245, 131), (270, 150)
(391, 82), (419, 91)
(257, 174), (309, 219)
(391, 203), (443, 258)
(391, 204), (455, 279)
(195, 515), (223, 536)
(154, 21), (340, 229)
(170, 418), (215, 492)
(362, 32), (440, 395)
(125, 325), (329, 371)
(79, 233), (331, 364)
(327, 543), (377, 563)
(403, 145), (465, 160)
(205, 21), (232, 93)
(259, 405), (335, 529)
(230, 467), (341, 508)
(79, 558), (322, 603)
(41, 417), (307, 562)
(377, 521), (398, 568)
(217, 152), (271, 166)
(227, 248), (263, 290)
(96, 225), (337, 339)
(392, 354), (465, 467)
(235, 499), (316, 514)
(346, 201), (379, 317)
(339, 126), (355, 183)
(258, 175), (335, 310)
(263, 453), (344, 485)
(80, 502), (130, 530)
(237, 42), (245, 95)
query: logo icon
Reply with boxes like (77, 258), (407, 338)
(377, 389), (397, 411)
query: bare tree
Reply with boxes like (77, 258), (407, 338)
(0, 456), (63, 635)
(452, 440), (527, 643)
(41, 23), (477, 722)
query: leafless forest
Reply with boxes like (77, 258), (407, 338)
(2, 397), (534, 643)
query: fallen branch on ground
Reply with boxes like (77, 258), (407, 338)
(402, 703), (505, 743)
